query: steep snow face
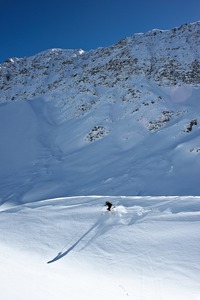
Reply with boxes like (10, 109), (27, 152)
(0, 196), (200, 300)
(0, 22), (200, 205)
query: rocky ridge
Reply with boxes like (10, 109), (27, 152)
(0, 22), (199, 99)
(0, 22), (199, 132)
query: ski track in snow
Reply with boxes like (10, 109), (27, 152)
(0, 196), (200, 300)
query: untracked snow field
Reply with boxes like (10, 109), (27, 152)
(0, 196), (200, 300)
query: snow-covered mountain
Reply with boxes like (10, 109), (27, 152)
(0, 21), (200, 205)
(0, 22), (200, 300)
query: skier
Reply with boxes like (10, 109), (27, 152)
(104, 201), (113, 211)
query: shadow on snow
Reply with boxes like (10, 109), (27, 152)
(47, 214), (117, 264)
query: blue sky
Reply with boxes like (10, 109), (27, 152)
(0, 0), (199, 62)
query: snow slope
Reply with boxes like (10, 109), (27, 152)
(0, 196), (200, 300)
(1, 85), (200, 206)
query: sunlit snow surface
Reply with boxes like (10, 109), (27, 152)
(0, 196), (200, 300)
